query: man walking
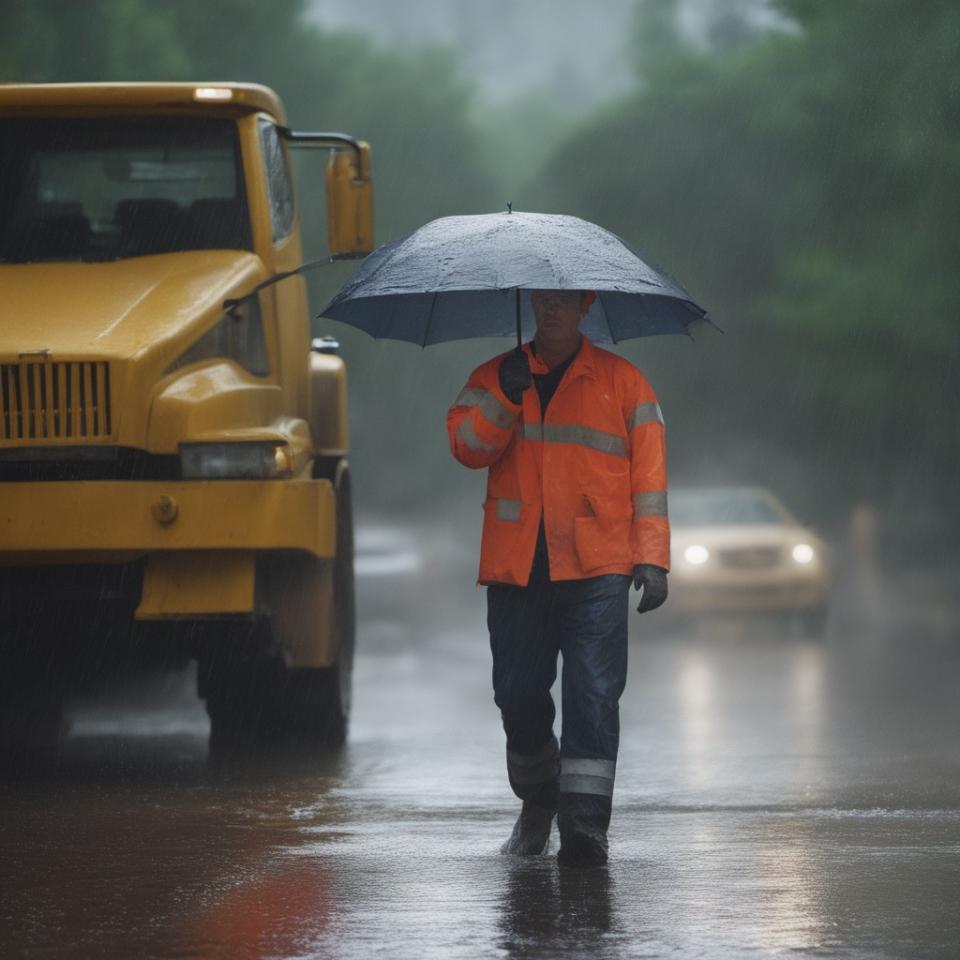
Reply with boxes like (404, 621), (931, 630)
(447, 289), (669, 868)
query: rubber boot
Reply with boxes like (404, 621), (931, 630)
(557, 792), (610, 868)
(501, 737), (559, 855)
(500, 796), (556, 855)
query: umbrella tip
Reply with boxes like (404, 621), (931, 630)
(507, 201), (512, 214)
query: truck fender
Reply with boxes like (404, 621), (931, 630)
(308, 353), (348, 454)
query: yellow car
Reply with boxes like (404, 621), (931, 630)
(668, 486), (831, 634)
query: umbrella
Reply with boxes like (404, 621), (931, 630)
(319, 211), (711, 347)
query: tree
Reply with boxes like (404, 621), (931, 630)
(533, 0), (960, 548)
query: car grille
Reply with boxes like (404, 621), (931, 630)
(0, 361), (112, 441)
(716, 546), (782, 569)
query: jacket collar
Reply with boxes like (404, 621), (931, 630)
(523, 334), (598, 379)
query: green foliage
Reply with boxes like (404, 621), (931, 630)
(0, 0), (191, 79)
(4, 0), (956, 545)
(534, 0), (960, 547)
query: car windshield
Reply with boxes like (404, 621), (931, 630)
(670, 489), (787, 526)
(0, 116), (251, 263)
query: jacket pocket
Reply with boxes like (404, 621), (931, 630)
(573, 496), (632, 571)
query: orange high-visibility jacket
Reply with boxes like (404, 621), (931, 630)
(447, 336), (669, 586)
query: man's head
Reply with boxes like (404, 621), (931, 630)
(530, 289), (596, 344)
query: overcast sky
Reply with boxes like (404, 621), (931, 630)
(307, 0), (638, 108)
(306, 0), (788, 108)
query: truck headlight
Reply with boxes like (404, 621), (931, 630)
(180, 442), (291, 479)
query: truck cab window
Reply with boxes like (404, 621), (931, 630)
(258, 120), (295, 244)
(0, 117), (252, 262)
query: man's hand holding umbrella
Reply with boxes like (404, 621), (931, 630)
(497, 350), (532, 406)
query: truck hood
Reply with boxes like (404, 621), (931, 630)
(0, 251), (265, 359)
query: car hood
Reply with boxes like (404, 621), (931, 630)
(671, 524), (821, 548)
(0, 251), (264, 359)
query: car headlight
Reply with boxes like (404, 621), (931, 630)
(683, 545), (710, 565)
(180, 442), (291, 479)
(791, 543), (815, 565)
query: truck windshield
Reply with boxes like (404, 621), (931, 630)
(0, 116), (251, 262)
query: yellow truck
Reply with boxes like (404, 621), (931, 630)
(0, 83), (373, 760)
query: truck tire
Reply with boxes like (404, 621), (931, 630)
(203, 466), (355, 759)
(305, 463), (355, 745)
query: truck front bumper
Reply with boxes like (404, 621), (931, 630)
(0, 479), (335, 562)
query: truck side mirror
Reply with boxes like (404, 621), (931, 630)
(326, 143), (373, 259)
(281, 128), (375, 259)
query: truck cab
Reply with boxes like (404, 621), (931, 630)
(0, 83), (373, 761)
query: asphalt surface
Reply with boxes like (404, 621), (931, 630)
(1, 523), (958, 959)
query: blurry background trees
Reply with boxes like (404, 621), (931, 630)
(2, 0), (957, 556)
(535, 0), (960, 554)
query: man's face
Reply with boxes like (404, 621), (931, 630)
(531, 290), (592, 342)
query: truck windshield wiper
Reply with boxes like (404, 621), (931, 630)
(222, 257), (338, 312)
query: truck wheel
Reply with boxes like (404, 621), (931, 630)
(302, 464), (356, 746)
(202, 466), (355, 758)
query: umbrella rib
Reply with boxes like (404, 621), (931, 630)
(600, 293), (618, 344)
(422, 290), (440, 347)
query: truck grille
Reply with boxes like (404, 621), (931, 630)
(0, 361), (112, 441)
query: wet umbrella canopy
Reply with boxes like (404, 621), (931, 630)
(319, 211), (710, 346)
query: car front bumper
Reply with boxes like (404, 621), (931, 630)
(668, 568), (829, 613)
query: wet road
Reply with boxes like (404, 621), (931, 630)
(1, 523), (959, 959)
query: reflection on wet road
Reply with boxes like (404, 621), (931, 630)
(1, 523), (959, 959)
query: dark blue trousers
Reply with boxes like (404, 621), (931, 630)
(487, 545), (631, 844)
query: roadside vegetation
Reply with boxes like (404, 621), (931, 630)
(3, 0), (956, 555)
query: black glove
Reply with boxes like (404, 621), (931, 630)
(634, 564), (668, 613)
(498, 349), (532, 405)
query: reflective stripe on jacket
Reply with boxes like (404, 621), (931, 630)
(447, 336), (669, 586)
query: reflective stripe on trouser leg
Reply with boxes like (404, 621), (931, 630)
(559, 757), (615, 797)
(507, 734), (560, 806)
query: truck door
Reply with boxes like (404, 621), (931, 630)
(258, 118), (310, 420)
